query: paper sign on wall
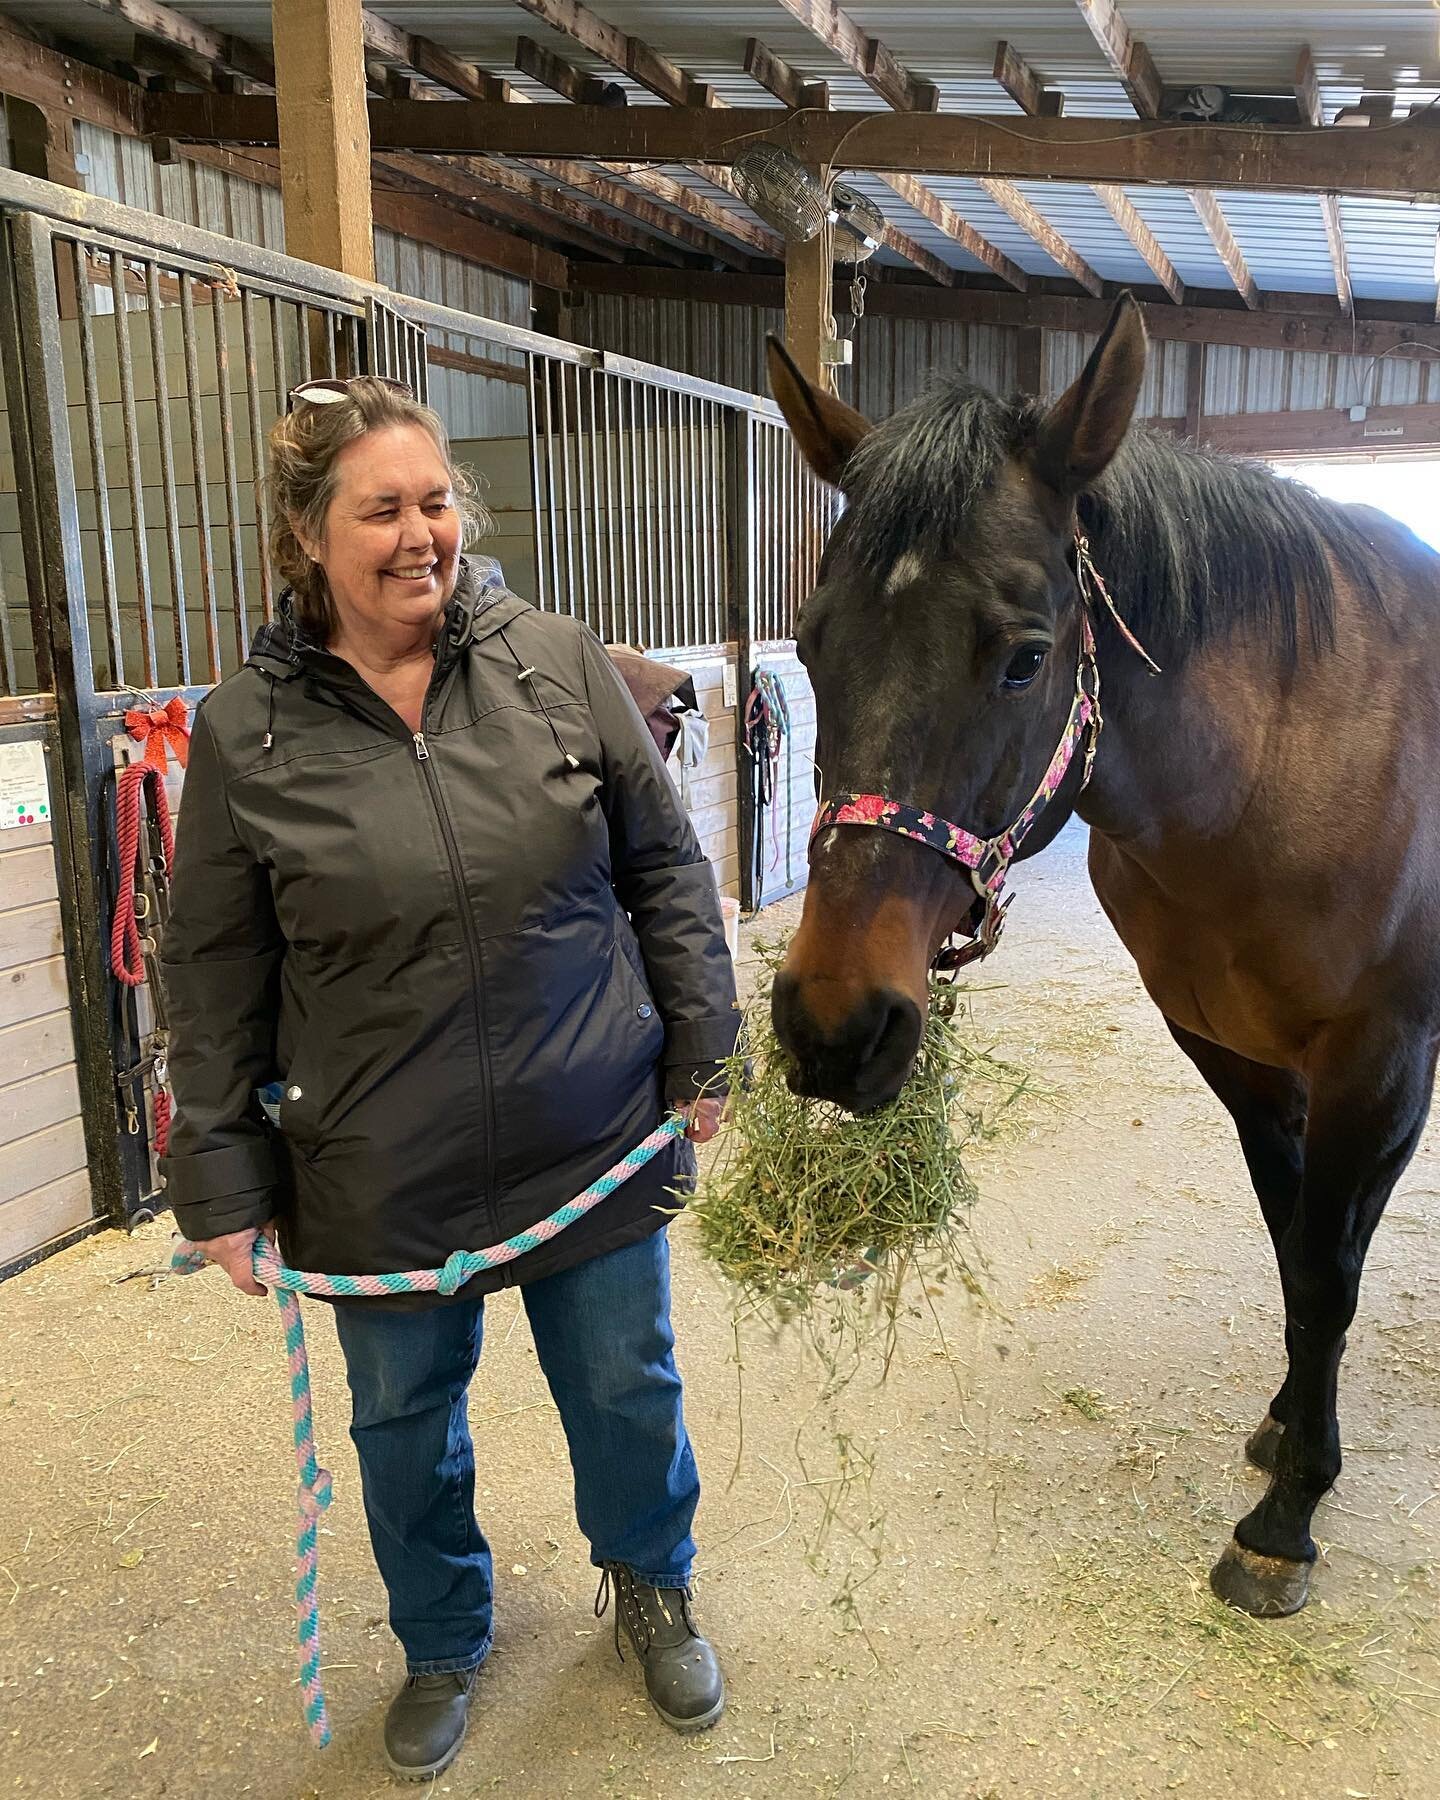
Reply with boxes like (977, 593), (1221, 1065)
(0, 739), (51, 830)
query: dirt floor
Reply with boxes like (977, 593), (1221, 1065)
(2, 818), (1438, 1799)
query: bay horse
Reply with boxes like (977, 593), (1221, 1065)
(765, 295), (1440, 1618)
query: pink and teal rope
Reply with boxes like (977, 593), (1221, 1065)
(171, 1114), (684, 1748)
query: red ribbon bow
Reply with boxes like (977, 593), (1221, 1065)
(124, 697), (191, 773)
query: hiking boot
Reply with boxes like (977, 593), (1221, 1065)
(595, 1564), (727, 1732)
(383, 1667), (477, 1780)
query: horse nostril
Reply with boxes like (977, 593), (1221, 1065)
(772, 975), (923, 1107)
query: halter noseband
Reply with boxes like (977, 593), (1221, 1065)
(808, 535), (1155, 972)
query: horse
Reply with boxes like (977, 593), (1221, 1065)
(764, 295), (1440, 1619)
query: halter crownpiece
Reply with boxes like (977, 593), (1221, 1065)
(808, 535), (1157, 970)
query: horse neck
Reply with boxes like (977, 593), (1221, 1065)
(1074, 627), (1275, 852)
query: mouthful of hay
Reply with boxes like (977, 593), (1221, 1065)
(690, 940), (1027, 1323)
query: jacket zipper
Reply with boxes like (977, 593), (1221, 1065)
(411, 721), (500, 1241)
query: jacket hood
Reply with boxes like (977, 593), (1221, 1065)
(246, 555), (529, 682)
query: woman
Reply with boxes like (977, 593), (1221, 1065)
(161, 376), (739, 1781)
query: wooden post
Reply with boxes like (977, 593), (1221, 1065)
(270, 0), (374, 280)
(1184, 342), (1206, 442)
(6, 99), (81, 317)
(1016, 326), (1043, 396)
(784, 175), (833, 391)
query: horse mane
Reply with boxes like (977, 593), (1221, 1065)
(839, 379), (1386, 662)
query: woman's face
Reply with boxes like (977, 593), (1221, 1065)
(301, 423), (463, 644)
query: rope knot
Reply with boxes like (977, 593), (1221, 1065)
(436, 1250), (475, 1297)
(299, 1468), (333, 1519)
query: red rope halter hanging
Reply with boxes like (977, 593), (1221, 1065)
(110, 699), (189, 989)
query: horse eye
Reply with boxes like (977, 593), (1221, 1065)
(1002, 644), (1048, 690)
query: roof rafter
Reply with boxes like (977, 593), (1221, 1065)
(769, 2), (1103, 293)
(74, 0), (764, 267)
(996, 41), (1183, 303)
(1295, 46), (1353, 319)
(1074, 0), (1259, 310)
(737, 40), (953, 287)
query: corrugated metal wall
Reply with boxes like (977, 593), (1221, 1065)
(572, 294), (1440, 423)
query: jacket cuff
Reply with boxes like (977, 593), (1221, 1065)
(161, 1137), (278, 1207)
(664, 1014), (741, 1066)
(664, 1059), (729, 1105)
(170, 1188), (275, 1243)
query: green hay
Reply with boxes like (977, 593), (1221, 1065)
(692, 938), (1027, 1325)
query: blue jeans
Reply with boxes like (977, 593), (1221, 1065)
(332, 1229), (699, 1674)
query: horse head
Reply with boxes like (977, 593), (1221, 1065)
(768, 295), (1148, 1111)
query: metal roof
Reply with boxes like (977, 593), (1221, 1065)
(4, 0), (1438, 305)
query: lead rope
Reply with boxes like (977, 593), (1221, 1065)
(169, 1113), (685, 1748)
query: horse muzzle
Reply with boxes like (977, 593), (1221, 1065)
(772, 969), (924, 1112)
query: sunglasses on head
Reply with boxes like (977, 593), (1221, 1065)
(288, 376), (414, 408)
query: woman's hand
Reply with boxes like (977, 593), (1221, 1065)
(192, 1224), (275, 1297)
(677, 1097), (724, 1144)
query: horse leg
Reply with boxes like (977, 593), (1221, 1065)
(1164, 1022), (1307, 1472)
(1210, 1028), (1437, 1619)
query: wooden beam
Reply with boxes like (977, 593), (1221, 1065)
(182, 140), (571, 286)
(1092, 183), (1184, 303)
(515, 35), (625, 107)
(580, 163), (781, 258)
(874, 225), (953, 289)
(378, 153), (640, 261)
(0, 13), (148, 135)
(1077, 1), (1256, 306)
(272, 0), (374, 279)
(878, 172), (1027, 292)
(743, 39), (828, 111)
(568, 262), (1440, 357)
(1189, 190), (1258, 310)
(1294, 46), (1325, 129)
(991, 41), (1181, 302)
(740, 38), (946, 284)
(1199, 400), (1440, 458)
(784, 206), (832, 388)
(509, 0), (715, 108)
(993, 42), (1063, 117)
(771, 0), (936, 113)
(742, 35), (1007, 288)
(1015, 326), (1043, 394)
(139, 97), (1440, 202)
(765, 4), (1082, 286)
(978, 178), (1102, 295)
(4, 94), (80, 187)
(1294, 48), (1353, 320)
(1075, 0), (1163, 119)
(1183, 341), (1205, 439)
(359, 9), (522, 103)
(80, 0), (276, 82)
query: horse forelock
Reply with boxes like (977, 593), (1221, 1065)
(833, 376), (1390, 666)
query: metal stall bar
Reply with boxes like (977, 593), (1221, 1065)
(241, 289), (273, 624)
(211, 284), (250, 668)
(0, 210), (135, 1227)
(108, 248), (159, 688)
(72, 244), (125, 689)
(148, 260), (193, 683)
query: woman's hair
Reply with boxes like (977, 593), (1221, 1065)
(267, 377), (489, 643)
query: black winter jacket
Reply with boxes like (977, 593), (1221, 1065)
(160, 561), (739, 1301)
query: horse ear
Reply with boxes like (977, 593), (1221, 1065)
(766, 335), (872, 489)
(1033, 293), (1147, 495)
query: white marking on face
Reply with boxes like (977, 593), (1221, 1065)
(884, 550), (924, 597)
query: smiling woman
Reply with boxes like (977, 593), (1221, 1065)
(159, 374), (740, 1777)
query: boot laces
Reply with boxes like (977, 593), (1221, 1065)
(594, 1564), (695, 1663)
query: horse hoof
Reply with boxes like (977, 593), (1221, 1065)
(1209, 1538), (1312, 1617)
(1244, 1413), (1285, 1474)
